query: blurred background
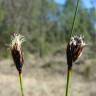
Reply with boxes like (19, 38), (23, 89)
(0, 0), (96, 96)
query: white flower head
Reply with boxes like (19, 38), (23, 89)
(70, 35), (86, 47)
(10, 33), (25, 49)
(67, 35), (86, 64)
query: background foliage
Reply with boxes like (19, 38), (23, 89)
(0, 0), (96, 57)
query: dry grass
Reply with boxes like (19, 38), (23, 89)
(0, 54), (96, 96)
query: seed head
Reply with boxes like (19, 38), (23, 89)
(10, 33), (25, 73)
(66, 35), (86, 68)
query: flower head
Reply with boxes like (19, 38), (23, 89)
(10, 33), (25, 73)
(66, 35), (86, 68)
(10, 33), (25, 49)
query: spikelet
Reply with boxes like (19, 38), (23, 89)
(10, 33), (25, 73)
(66, 35), (86, 68)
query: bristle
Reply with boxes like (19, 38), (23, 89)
(10, 33), (25, 49)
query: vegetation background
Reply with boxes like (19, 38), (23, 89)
(0, 0), (96, 96)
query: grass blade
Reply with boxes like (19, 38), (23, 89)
(69, 0), (80, 41)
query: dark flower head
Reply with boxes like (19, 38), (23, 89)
(66, 35), (86, 68)
(10, 33), (25, 73)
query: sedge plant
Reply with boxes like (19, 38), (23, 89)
(9, 33), (25, 96)
(65, 0), (86, 96)
(66, 35), (86, 96)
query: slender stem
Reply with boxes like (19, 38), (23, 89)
(69, 0), (80, 41)
(65, 67), (72, 96)
(19, 72), (24, 96)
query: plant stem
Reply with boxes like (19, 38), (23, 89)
(65, 67), (72, 96)
(69, 0), (80, 41)
(19, 72), (24, 96)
